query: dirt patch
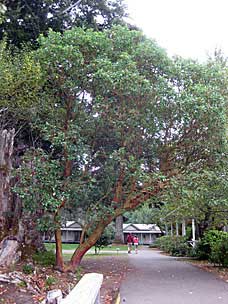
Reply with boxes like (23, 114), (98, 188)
(0, 255), (130, 304)
(81, 256), (130, 303)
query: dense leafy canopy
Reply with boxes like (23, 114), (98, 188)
(0, 0), (126, 47)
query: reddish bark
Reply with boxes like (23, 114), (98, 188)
(67, 180), (166, 271)
(69, 244), (92, 269)
(113, 169), (125, 204)
(55, 228), (64, 271)
(69, 213), (118, 271)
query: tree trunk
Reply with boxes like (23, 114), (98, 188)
(0, 237), (20, 267)
(55, 228), (65, 271)
(69, 242), (92, 270)
(69, 215), (117, 271)
(113, 215), (124, 244)
(66, 182), (163, 272)
(21, 214), (45, 257)
(0, 129), (45, 266)
(0, 129), (15, 240)
(0, 129), (21, 266)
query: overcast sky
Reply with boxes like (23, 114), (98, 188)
(124, 0), (228, 61)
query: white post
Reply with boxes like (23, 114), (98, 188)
(170, 223), (173, 236)
(149, 233), (152, 244)
(165, 224), (168, 235)
(182, 220), (186, 236)
(176, 222), (179, 236)
(192, 218), (196, 247)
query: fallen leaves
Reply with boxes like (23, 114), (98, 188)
(0, 255), (130, 304)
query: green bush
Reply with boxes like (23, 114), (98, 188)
(194, 230), (228, 267)
(154, 236), (190, 257)
(33, 250), (55, 266)
(196, 230), (228, 264)
(194, 239), (211, 260)
(45, 276), (58, 287)
(94, 223), (115, 254)
(22, 263), (34, 274)
(209, 232), (228, 267)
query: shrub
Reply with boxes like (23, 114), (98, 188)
(45, 276), (58, 287)
(22, 263), (34, 274)
(194, 230), (228, 267)
(195, 230), (228, 262)
(94, 223), (115, 254)
(209, 232), (228, 267)
(154, 236), (190, 256)
(194, 239), (211, 260)
(33, 250), (55, 266)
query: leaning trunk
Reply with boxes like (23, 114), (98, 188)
(69, 242), (92, 269)
(69, 217), (116, 271)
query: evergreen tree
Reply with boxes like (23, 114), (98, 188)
(0, 0), (127, 47)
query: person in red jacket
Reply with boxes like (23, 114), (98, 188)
(127, 233), (133, 253)
(133, 235), (139, 254)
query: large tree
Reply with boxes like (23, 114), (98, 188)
(0, 41), (47, 266)
(0, 0), (126, 47)
(14, 25), (228, 272)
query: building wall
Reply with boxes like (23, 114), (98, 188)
(43, 230), (81, 243)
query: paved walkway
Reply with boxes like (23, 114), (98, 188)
(120, 249), (228, 304)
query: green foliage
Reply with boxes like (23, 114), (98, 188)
(0, 41), (44, 127)
(126, 203), (160, 224)
(194, 230), (220, 260)
(22, 263), (34, 274)
(195, 230), (228, 267)
(159, 165), (228, 236)
(17, 281), (27, 288)
(210, 238), (228, 267)
(45, 276), (58, 287)
(154, 236), (190, 257)
(94, 223), (115, 254)
(5, 24), (228, 267)
(0, 0), (127, 47)
(33, 250), (56, 266)
(0, 3), (6, 24)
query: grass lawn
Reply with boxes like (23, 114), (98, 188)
(63, 252), (127, 261)
(44, 243), (128, 252)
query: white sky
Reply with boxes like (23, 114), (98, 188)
(124, 0), (228, 61)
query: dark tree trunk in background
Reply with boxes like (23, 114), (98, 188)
(0, 129), (45, 267)
(0, 129), (15, 240)
(0, 129), (20, 266)
(114, 215), (124, 244)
